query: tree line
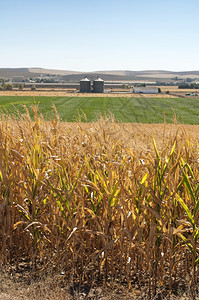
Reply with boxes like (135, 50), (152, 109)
(178, 83), (199, 89)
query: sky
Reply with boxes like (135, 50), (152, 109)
(0, 0), (199, 71)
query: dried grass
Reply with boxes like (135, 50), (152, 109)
(0, 90), (173, 97)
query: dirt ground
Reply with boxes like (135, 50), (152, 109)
(0, 269), (192, 300)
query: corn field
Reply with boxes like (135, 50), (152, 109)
(0, 106), (199, 298)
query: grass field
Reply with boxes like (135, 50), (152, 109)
(0, 95), (199, 124)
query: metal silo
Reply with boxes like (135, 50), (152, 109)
(93, 77), (104, 93)
(80, 77), (91, 93)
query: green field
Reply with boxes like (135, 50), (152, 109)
(0, 96), (198, 124)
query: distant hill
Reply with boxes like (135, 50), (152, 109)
(0, 68), (81, 80)
(0, 68), (39, 80)
(1, 68), (199, 82)
(28, 68), (81, 76)
(53, 69), (199, 82)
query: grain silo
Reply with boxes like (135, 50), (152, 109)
(80, 77), (91, 93)
(93, 77), (104, 93)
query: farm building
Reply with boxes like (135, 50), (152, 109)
(79, 77), (104, 93)
(80, 77), (91, 93)
(13, 76), (24, 82)
(93, 77), (104, 93)
(133, 87), (159, 94)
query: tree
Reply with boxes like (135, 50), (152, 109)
(4, 84), (13, 90)
(18, 83), (24, 90)
(0, 78), (5, 85)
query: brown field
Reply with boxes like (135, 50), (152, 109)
(159, 86), (199, 93)
(0, 90), (174, 98)
(0, 108), (199, 299)
(2, 84), (198, 98)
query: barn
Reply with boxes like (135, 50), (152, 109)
(133, 87), (159, 94)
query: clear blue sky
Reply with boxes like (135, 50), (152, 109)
(1, 0), (199, 71)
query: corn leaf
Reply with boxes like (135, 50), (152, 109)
(177, 233), (194, 254)
(176, 194), (195, 230)
(182, 171), (196, 204)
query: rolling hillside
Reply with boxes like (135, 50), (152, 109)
(1, 68), (199, 82)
